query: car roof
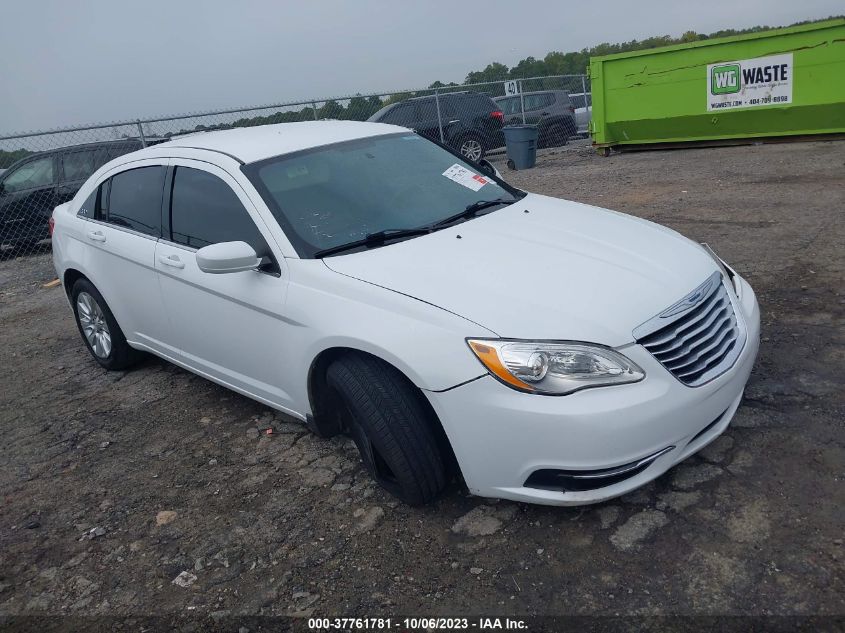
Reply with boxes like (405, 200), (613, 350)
(1, 138), (146, 172)
(407, 91), (482, 100)
(494, 90), (569, 100)
(57, 139), (145, 152)
(144, 121), (406, 164)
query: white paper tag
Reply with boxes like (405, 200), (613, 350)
(442, 164), (489, 191)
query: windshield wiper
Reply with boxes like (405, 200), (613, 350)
(313, 227), (432, 258)
(313, 196), (517, 258)
(432, 197), (514, 228)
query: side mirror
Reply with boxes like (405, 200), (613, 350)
(196, 241), (260, 274)
(477, 158), (502, 180)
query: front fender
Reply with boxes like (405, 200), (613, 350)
(284, 259), (493, 414)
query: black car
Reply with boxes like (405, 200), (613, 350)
(0, 139), (151, 250)
(368, 91), (504, 161)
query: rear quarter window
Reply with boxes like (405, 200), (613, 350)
(553, 93), (571, 107)
(465, 94), (496, 111)
(77, 187), (97, 217)
(496, 98), (518, 115)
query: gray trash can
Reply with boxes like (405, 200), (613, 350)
(502, 124), (539, 170)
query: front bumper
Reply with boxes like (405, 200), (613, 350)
(425, 276), (760, 506)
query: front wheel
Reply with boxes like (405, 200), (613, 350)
(326, 354), (448, 505)
(71, 278), (142, 370)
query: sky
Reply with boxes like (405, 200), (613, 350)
(0, 0), (841, 133)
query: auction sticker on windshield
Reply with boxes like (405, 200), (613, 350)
(707, 53), (792, 111)
(442, 164), (489, 191)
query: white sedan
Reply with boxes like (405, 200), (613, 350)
(51, 121), (760, 506)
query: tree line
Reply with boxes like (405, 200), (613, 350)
(1, 16), (838, 169)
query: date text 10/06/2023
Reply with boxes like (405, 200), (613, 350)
(308, 617), (529, 630)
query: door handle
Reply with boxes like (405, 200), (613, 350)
(87, 230), (106, 242)
(158, 254), (185, 269)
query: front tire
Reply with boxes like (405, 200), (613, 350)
(326, 354), (448, 505)
(71, 278), (142, 370)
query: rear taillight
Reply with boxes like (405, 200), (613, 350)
(569, 106), (576, 113)
(491, 110), (503, 122)
(49, 217), (55, 237)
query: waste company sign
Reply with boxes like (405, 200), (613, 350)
(707, 53), (793, 111)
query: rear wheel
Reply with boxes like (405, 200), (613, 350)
(457, 134), (484, 162)
(71, 278), (142, 370)
(326, 354), (448, 505)
(549, 123), (568, 147)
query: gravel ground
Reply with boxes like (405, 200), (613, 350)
(0, 140), (843, 625)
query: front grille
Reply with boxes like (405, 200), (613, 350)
(634, 272), (746, 386)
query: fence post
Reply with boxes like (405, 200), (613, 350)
(312, 102), (319, 121)
(519, 80), (526, 124)
(435, 88), (445, 143)
(581, 74), (588, 97)
(136, 120), (147, 147)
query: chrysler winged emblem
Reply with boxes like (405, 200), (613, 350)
(659, 277), (715, 318)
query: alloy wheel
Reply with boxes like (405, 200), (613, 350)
(460, 138), (483, 162)
(77, 291), (112, 358)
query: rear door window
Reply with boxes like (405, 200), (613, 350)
(105, 166), (165, 236)
(169, 166), (269, 256)
(415, 99), (438, 121)
(107, 143), (140, 162)
(61, 149), (97, 182)
(550, 93), (568, 108)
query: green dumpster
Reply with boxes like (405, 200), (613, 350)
(589, 19), (845, 151)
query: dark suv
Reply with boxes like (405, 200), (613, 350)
(368, 92), (504, 161)
(0, 139), (151, 250)
(493, 90), (577, 148)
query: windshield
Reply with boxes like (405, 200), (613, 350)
(243, 133), (520, 258)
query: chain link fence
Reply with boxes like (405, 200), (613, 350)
(0, 74), (589, 261)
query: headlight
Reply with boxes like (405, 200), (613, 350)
(467, 339), (645, 395)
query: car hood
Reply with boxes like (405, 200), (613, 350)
(322, 193), (718, 346)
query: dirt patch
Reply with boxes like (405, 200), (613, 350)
(1, 140), (843, 618)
